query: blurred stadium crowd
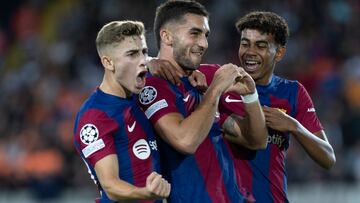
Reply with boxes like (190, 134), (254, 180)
(0, 0), (360, 201)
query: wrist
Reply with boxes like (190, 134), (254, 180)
(241, 89), (258, 103)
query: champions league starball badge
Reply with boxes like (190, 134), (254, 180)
(139, 86), (157, 105)
(80, 124), (99, 145)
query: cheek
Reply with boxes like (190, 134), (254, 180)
(116, 63), (134, 82)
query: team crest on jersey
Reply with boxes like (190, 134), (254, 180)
(132, 139), (151, 160)
(80, 124), (99, 145)
(139, 86), (157, 105)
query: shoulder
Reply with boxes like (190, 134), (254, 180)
(198, 64), (221, 84)
(198, 64), (221, 74)
(145, 75), (171, 86)
(273, 75), (300, 90)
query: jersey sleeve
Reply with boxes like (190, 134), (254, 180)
(198, 64), (220, 86)
(218, 92), (246, 125)
(138, 76), (179, 125)
(74, 109), (118, 167)
(198, 64), (246, 126)
(295, 82), (323, 133)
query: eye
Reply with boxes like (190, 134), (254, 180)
(190, 31), (200, 36)
(257, 42), (268, 49)
(240, 41), (249, 47)
(128, 51), (139, 57)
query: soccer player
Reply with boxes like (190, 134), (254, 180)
(209, 11), (336, 203)
(138, 1), (267, 203)
(73, 21), (171, 203)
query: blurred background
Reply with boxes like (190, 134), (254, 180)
(0, 0), (359, 202)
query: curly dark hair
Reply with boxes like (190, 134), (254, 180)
(235, 11), (289, 46)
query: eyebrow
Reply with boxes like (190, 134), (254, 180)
(189, 27), (210, 36)
(125, 49), (140, 54)
(241, 38), (269, 44)
(125, 47), (148, 54)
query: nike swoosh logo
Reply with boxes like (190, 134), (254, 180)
(183, 95), (190, 102)
(127, 121), (136, 132)
(225, 95), (243, 103)
(307, 108), (315, 112)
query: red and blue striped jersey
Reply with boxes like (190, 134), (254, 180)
(73, 88), (161, 203)
(199, 64), (323, 203)
(138, 75), (248, 203)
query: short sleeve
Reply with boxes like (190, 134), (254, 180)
(198, 64), (246, 126)
(74, 109), (118, 167)
(138, 76), (180, 124)
(295, 82), (323, 133)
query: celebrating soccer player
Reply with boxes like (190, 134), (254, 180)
(218, 11), (336, 203)
(73, 21), (171, 203)
(138, 1), (267, 203)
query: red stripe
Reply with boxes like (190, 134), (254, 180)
(269, 145), (286, 203)
(194, 137), (232, 203)
(123, 108), (153, 189)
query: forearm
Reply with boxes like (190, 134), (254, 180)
(242, 101), (268, 149)
(223, 92), (267, 149)
(175, 85), (221, 153)
(102, 179), (153, 201)
(290, 121), (336, 169)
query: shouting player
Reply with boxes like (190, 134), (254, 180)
(73, 21), (170, 203)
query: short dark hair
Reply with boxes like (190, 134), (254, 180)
(235, 11), (289, 46)
(154, 0), (209, 48)
(96, 20), (144, 56)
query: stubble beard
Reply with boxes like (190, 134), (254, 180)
(173, 42), (200, 72)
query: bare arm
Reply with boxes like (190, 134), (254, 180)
(223, 100), (268, 149)
(153, 64), (241, 154)
(263, 106), (336, 169)
(222, 67), (268, 149)
(94, 155), (171, 201)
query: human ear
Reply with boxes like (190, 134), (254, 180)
(101, 55), (115, 71)
(160, 28), (173, 46)
(275, 46), (286, 62)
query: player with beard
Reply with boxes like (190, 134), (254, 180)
(73, 21), (171, 203)
(138, 1), (267, 203)
(199, 11), (336, 203)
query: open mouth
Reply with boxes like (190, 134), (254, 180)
(135, 70), (147, 88)
(243, 59), (261, 72)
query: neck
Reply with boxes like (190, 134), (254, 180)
(255, 73), (273, 86)
(99, 71), (130, 98)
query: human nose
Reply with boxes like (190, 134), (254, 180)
(198, 35), (208, 49)
(139, 53), (147, 68)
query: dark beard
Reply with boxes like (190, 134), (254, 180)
(173, 42), (200, 71)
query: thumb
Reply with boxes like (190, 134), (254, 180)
(188, 75), (198, 87)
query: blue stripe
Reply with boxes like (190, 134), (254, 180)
(160, 78), (212, 202)
(167, 81), (187, 116)
(209, 123), (246, 203)
(254, 84), (274, 202)
(167, 154), (212, 203)
(111, 107), (134, 184)
(131, 102), (160, 172)
(250, 147), (274, 203)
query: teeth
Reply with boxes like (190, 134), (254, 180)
(245, 60), (258, 65)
